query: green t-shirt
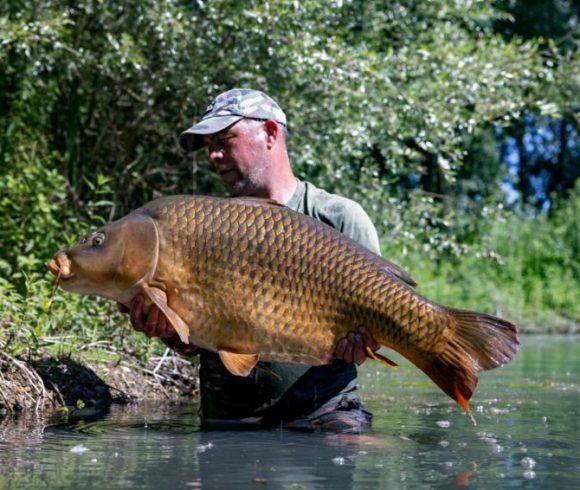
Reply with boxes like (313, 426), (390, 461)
(285, 180), (381, 254)
(199, 180), (381, 421)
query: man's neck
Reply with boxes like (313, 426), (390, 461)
(259, 151), (298, 204)
(264, 174), (298, 205)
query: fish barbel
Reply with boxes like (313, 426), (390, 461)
(48, 195), (519, 415)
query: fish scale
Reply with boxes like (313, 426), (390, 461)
(154, 197), (438, 355)
(49, 194), (519, 414)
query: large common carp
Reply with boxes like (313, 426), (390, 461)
(48, 195), (519, 416)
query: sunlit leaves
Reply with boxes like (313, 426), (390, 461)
(0, 0), (571, 267)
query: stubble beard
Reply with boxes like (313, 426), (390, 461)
(230, 157), (270, 198)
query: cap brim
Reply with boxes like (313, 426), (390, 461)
(179, 115), (243, 152)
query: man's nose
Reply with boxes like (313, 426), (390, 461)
(208, 147), (223, 163)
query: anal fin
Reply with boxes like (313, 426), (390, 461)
(219, 351), (260, 377)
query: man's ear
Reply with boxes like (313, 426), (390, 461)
(264, 119), (279, 149)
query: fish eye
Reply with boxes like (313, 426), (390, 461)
(91, 233), (105, 247)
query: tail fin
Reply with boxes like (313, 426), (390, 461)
(416, 309), (519, 416)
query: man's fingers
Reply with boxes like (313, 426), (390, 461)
(117, 302), (130, 314)
(130, 295), (146, 332)
(344, 332), (355, 363)
(146, 304), (160, 329)
(358, 326), (380, 352)
(353, 333), (366, 365)
(158, 314), (174, 339)
(147, 305), (169, 338)
(156, 313), (167, 338)
(127, 294), (172, 340)
(335, 338), (348, 359)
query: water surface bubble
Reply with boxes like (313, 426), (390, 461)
(196, 442), (214, 453)
(480, 436), (497, 444)
(332, 457), (346, 466)
(439, 440), (449, 448)
(436, 420), (450, 428)
(70, 444), (89, 454)
(520, 457), (536, 469)
(490, 407), (509, 414)
(490, 444), (503, 454)
(523, 470), (536, 479)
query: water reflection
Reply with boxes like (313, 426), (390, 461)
(0, 336), (578, 488)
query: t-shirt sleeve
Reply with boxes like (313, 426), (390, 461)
(338, 202), (382, 255)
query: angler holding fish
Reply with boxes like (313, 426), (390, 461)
(48, 89), (519, 431)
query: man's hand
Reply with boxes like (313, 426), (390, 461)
(117, 294), (200, 357)
(334, 327), (380, 365)
(117, 294), (174, 339)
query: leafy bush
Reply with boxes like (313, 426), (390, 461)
(385, 184), (580, 331)
(0, 0), (577, 359)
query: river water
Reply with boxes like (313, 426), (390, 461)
(0, 335), (578, 489)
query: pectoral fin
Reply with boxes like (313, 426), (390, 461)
(142, 286), (190, 344)
(218, 351), (260, 377)
(366, 346), (398, 369)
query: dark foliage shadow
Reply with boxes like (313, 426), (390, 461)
(31, 357), (129, 413)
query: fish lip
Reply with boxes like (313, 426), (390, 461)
(51, 268), (75, 282)
(47, 256), (75, 281)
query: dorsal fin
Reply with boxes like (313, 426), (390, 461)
(382, 259), (417, 288)
(228, 197), (285, 207)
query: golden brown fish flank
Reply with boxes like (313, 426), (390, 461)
(49, 195), (519, 415)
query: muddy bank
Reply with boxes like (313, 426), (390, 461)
(1, 328), (577, 419)
(0, 349), (198, 418)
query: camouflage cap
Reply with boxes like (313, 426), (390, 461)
(179, 88), (287, 152)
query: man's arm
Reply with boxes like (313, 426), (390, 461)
(118, 295), (200, 357)
(339, 202), (381, 255)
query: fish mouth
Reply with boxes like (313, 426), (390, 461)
(47, 254), (75, 282)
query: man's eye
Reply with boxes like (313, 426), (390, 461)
(217, 135), (234, 145)
(92, 234), (105, 247)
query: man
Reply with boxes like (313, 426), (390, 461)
(122, 89), (380, 432)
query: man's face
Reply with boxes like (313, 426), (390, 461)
(203, 119), (270, 197)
